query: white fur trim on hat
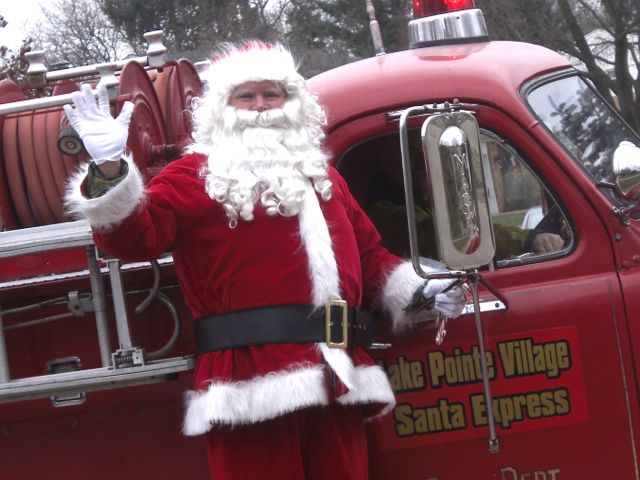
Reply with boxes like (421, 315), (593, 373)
(64, 157), (145, 230)
(182, 365), (328, 435)
(200, 42), (303, 104)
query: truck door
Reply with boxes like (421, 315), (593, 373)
(332, 107), (638, 479)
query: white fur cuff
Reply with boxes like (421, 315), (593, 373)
(182, 365), (328, 435)
(64, 159), (145, 230)
(381, 261), (426, 332)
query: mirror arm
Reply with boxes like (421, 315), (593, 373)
(598, 180), (624, 196)
(596, 181), (640, 225)
(399, 106), (428, 277)
(478, 275), (508, 309)
(612, 204), (639, 226)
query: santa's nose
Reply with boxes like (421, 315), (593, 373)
(254, 96), (268, 111)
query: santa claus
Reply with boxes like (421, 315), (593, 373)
(64, 41), (466, 480)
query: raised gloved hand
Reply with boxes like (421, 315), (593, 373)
(63, 84), (134, 164)
(422, 279), (468, 318)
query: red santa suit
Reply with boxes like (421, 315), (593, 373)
(67, 150), (427, 426)
(64, 41), (432, 479)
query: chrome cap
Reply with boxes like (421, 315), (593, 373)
(409, 8), (489, 48)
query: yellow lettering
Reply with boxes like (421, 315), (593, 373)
(385, 356), (425, 392)
(554, 389), (570, 414)
(471, 388), (571, 428)
(392, 400), (467, 437)
(393, 403), (415, 436)
(498, 339), (571, 379)
(427, 346), (494, 388)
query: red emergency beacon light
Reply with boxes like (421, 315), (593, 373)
(409, 0), (487, 48)
(413, 0), (476, 18)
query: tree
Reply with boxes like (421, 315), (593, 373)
(284, 0), (412, 76)
(100, 0), (286, 62)
(476, 0), (640, 132)
(99, 0), (411, 76)
(30, 0), (131, 67)
(0, 14), (33, 85)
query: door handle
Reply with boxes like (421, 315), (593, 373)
(461, 299), (506, 315)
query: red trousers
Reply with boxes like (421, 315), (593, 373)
(206, 404), (368, 480)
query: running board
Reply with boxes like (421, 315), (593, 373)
(0, 355), (195, 404)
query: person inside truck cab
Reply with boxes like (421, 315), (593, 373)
(62, 41), (468, 480)
(341, 131), (566, 261)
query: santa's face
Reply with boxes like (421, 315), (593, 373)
(228, 80), (287, 111)
(191, 76), (331, 228)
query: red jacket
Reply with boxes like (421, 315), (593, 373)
(66, 153), (426, 434)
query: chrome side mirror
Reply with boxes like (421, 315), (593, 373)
(613, 141), (640, 200)
(399, 105), (495, 273)
(399, 104), (501, 454)
(421, 111), (495, 270)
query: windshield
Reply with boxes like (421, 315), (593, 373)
(526, 74), (638, 185)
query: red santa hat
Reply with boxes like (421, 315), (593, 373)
(199, 41), (305, 106)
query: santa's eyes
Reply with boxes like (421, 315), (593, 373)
(234, 92), (254, 100)
(229, 82), (287, 109)
(233, 90), (284, 100)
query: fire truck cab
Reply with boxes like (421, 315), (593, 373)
(310, 2), (640, 478)
(1, 1), (640, 479)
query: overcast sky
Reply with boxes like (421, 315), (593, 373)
(0, 1), (45, 50)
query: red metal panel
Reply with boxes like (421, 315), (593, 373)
(309, 41), (570, 133)
(330, 106), (638, 478)
(0, 378), (209, 480)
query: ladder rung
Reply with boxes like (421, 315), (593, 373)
(0, 220), (94, 258)
(0, 355), (195, 404)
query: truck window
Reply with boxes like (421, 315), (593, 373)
(526, 74), (638, 188)
(339, 129), (573, 267)
(480, 130), (572, 266)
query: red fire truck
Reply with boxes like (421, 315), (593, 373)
(1, 1), (640, 478)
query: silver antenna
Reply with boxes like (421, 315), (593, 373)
(366, 0), (385, 56)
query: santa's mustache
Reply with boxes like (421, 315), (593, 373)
(232, 108), (290, 129)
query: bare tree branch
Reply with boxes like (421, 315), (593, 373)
(479, 0), (640, 130)
(29, 0), (132, 66)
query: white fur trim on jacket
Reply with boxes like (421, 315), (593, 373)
(183, 363), (396, 434)
(64, 158), (145, 230)
(381, 261), (427, 332)
(295, 180), (365, 397)
(337, 364), (396, 420)
(298, 179), (340, 306)
(182, 365), (328, 435)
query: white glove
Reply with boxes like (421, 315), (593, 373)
(423, 279), (468, 318)
(63, 84), (134, 164)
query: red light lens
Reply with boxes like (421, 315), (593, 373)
(413, 0), (475, 18)
(444, 0), (469, 8)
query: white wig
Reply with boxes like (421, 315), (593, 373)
(191, 41), (327, 150)
(187, 41), (332, 228)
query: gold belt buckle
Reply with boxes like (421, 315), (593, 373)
(325, 299), (348, 349)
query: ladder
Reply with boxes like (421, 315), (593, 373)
(0, 220), (194, 405)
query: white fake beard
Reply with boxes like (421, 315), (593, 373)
(201, 105), (331, 228)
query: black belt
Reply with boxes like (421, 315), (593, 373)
(194, 302), (376, 354)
